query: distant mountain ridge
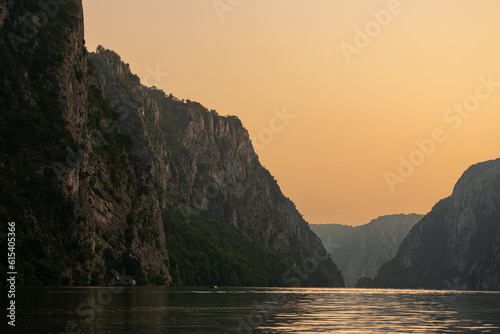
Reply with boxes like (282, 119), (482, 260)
(311, 214), (423, 286)
(374, 159), (500, 290)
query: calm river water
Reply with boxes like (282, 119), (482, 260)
(9, 287), (500, 333)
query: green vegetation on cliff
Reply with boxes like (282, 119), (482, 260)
(0, 1), (344, 287)
(0, 0), (84, 285)
(163, 209), (289, 286)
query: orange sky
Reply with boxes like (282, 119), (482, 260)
(83, 0), (500, 226)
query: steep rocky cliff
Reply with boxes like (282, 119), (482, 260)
(311, 214), (423, 286)
(0, 0), (343, 287)
(374, 159), (500, 290)
(0, 0), (172, 285)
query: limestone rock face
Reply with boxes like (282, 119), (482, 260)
(0, 0), (343, 287)
(374, 159), (500, 290)
(88, 49), (343, 287)
(0, 0), (172, 285)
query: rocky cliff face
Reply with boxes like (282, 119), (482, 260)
(0, 0), (343, 287)
(0, 0), (171, 285)
(374, 159), (500, 290)
(88, 48), (343, 286)
(469, 225), (500, 290)
(311, 214), (423, 286)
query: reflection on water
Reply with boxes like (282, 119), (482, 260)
(11, 287), (500, 333)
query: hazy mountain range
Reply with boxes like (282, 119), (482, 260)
(311, 214), (423, 286)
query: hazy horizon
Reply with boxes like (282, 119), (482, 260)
(83, 0), (500, 226)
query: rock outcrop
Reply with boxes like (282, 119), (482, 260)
(374, 159), (500, 290)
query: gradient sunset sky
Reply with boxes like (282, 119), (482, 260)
(83, 0), (500, 226)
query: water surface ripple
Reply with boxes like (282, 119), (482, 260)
(13, 287), (500, 333)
